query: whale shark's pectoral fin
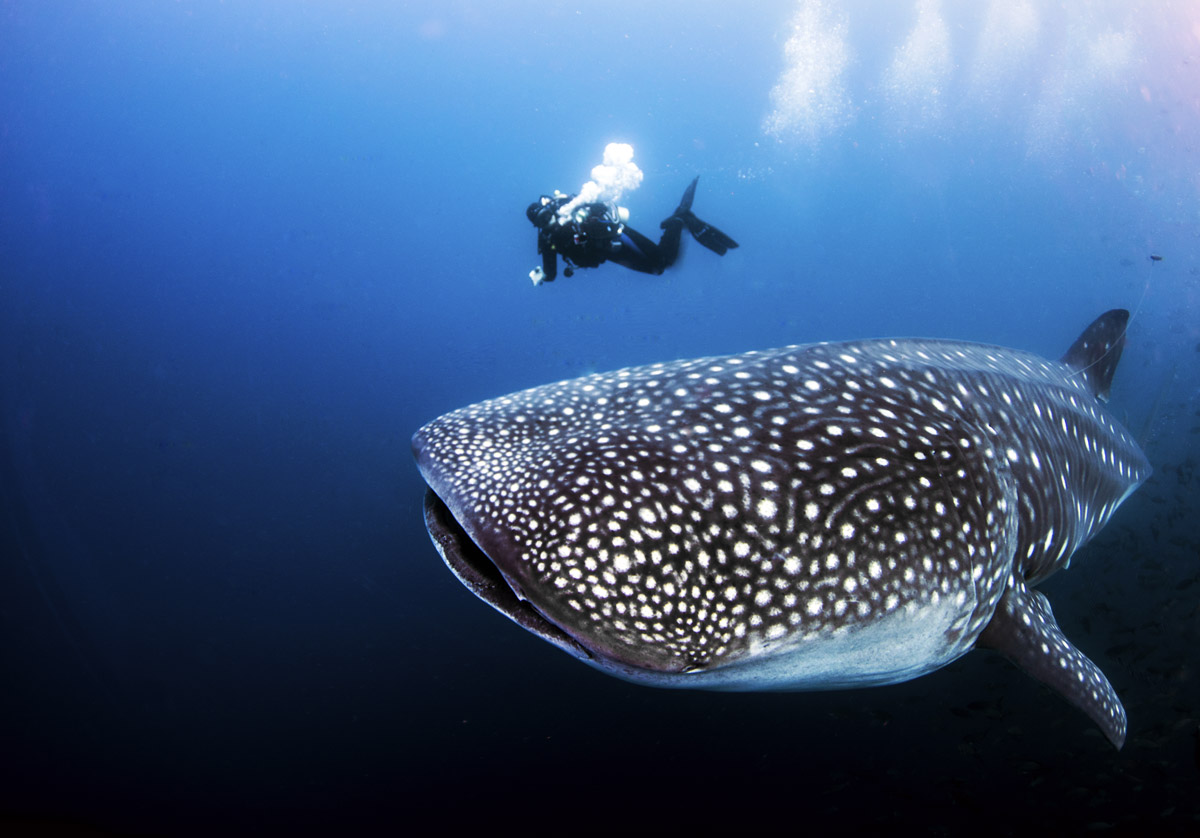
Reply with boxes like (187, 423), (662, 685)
(977, 575), (1127, 749)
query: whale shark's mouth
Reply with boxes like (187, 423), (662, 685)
(422, 489), (593, 661)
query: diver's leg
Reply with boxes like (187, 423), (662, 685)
(607, 227), (665, 274)
(650, 177), (694, 269)
(656, 216), (684, 270)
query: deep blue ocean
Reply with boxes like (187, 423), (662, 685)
(2, 2), (1198, 834)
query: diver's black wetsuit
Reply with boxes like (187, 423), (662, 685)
(526, 177), (737, 282)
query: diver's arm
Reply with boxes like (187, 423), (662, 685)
(531, 230), (557, 284)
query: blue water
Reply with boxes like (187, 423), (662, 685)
(2, 1), (1197, 833)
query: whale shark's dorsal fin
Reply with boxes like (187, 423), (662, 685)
(1060, 308), (1129, 403)
(977, 574), (1127, 748)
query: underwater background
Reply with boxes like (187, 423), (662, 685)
(1, 1), (1198, 833)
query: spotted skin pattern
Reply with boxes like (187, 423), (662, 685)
(414, 311), (1149, 747)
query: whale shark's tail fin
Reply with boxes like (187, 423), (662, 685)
(1060, 309), (1129, 402)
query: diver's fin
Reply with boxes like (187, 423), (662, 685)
(678, 210), (739, 256)
(659, 177), (738, 256)
(661, 177), (698, 230)
(675, 176), (699, 216)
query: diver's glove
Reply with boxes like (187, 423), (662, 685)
(529, 266), (545, 286)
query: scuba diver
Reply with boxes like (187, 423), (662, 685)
(525, 177), (738, 285)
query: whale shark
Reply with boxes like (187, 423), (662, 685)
(413, 310), (1150, 748)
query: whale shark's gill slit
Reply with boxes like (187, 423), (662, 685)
(818, 469), (896, 533)
(926, 429), (984, 644)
